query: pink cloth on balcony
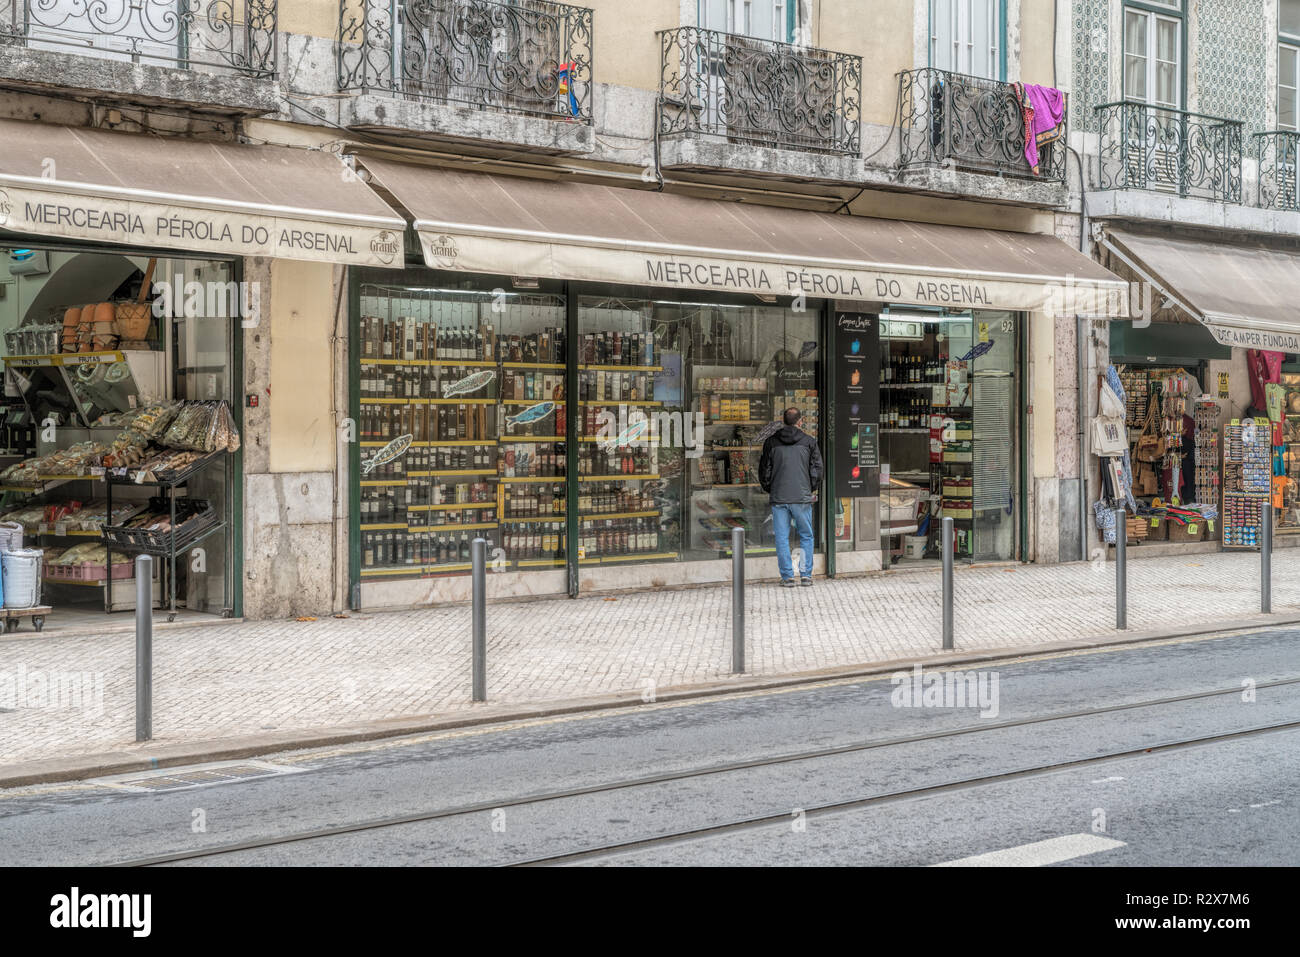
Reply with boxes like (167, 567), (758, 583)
(1013, 83), (1066, 175)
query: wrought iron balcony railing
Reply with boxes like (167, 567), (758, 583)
(1095, 101), (1242, 203)
(657, 27), (861, 156)
(897, 69), (1066, 180)
(0, 0), (277, 77)
(1256, 130), (1300, 211)
(338, 0), (593, 124)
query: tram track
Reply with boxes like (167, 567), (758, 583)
(106, 676), (1300, 867)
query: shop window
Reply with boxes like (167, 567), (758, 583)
(576, 296), (820, 566)
(356, 284), (567, 579)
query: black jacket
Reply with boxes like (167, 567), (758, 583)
(760, 426), (823, 504)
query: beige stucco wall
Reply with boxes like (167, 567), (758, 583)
(817, 0), (914, 127)
(1018, 0), (1063, 86)
(269, 258), (335, 473)
(282, 0), (340, 39)
(589, 0), (680, 91)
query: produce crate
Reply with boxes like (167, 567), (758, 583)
(100, 498), (217, 554)
(45, 561), (135, 582)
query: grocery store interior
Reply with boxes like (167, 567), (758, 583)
(0, 244), (239, 635)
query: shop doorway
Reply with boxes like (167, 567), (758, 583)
(0, 243), (240, 630)
(879, 307), (1021, 566)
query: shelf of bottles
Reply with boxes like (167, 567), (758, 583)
(357, 285), (567, 578)
(576, 298), (676, 564)
(685, 303), (821, 560)
(880, 327), (975, 559)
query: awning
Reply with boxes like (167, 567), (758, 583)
(0, 119), (406, 267)
(1104, 229), (1300, 352)
(360, 158), (1127, 313)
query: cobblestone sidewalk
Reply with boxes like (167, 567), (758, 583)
(0, 548), (1293, 769)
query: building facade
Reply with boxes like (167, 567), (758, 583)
(0, 0), (1132, 622)
(1069, 0), (1300, 555)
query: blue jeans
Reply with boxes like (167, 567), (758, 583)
(772, 503), (814, 581)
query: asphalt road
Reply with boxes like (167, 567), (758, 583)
(1, 627), (1297, 866)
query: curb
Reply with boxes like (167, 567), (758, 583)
(3, 612), (1298, 790)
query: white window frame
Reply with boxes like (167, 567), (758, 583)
(1281, 41), (1300, 131)
(1280, 0), (1300, 131)
(929, 1), (1000, 80)
(1123, 7), (1182, 109)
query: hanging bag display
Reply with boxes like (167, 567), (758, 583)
(1134, 394), (1166, 463)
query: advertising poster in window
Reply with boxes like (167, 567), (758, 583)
(834, 311), (880, 497)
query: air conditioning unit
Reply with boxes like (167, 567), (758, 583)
(7, 249), (49, 276)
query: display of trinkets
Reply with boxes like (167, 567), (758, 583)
(1222, 418), (1271, 549)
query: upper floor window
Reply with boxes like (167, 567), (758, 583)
(930, 0), (1003, 80)
(1280, 0), (1300, 129)
(1123, 3), (1182, 108)
(700, 0), (794, 43)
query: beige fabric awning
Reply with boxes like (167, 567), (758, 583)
(0, 119), (405, 266)
(361, 157), (1127, 313)
(1105, 230), (1300, 351)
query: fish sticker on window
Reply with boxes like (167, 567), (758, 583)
(958, 340), (994, 362)
(362, 434), (413, 474)
(443, 369), (496, 397)
(505, 400), (556, 427)
(601, 417), (649, 451)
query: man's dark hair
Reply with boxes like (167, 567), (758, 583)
(783, 407), (801, 426)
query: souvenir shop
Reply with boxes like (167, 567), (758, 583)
(344, 159), (1124, 608)
(1096, 229), (1300, 551)
(0, 118), (404, 631)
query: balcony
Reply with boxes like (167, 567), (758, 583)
(1256, 131), (1300, 211)
(1095, 101), (1242, 204)
(896, 69), (1066, 183)
(336, 0), (593, 151)
(0, 0), (278, 114)
(655, 27), (861, 181)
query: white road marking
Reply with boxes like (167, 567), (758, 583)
(1091, 776), (1125, 783)
(1248, 800), (1281, 808)
(933, 833), (1126, 867)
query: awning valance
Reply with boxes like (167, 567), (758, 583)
(0, 119), (406, 267)
(360, 158), (1127, 313)
(1104, 229), (1300, 352)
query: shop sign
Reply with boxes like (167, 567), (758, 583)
(0, 182), (404, 267)
(419, 231), (1125, 313)
(834, 311), (880, 499)
(1204, 321), (1300, 352)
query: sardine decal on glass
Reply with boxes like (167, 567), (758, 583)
(444, 369), (496, 397)
(958, 340), (995, 362)
(601, 417), (649, 451)
(362, 434), (413, 474)
(505, 400), (556, 427)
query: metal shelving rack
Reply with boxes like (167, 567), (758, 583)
(102, 451), (229, 620)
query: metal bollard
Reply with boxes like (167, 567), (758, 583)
(941, 517), (953, 650)
(471, 537), (487, 702)
(732, 526), (745, 674)
(1114, 508), (1127, 630)
(1262, 502), (1273, 614)
(135, 554), (152, 742)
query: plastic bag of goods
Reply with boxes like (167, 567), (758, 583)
(2, 548), (43, 609)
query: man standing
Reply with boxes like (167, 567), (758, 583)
(759, 407), (824, 587)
